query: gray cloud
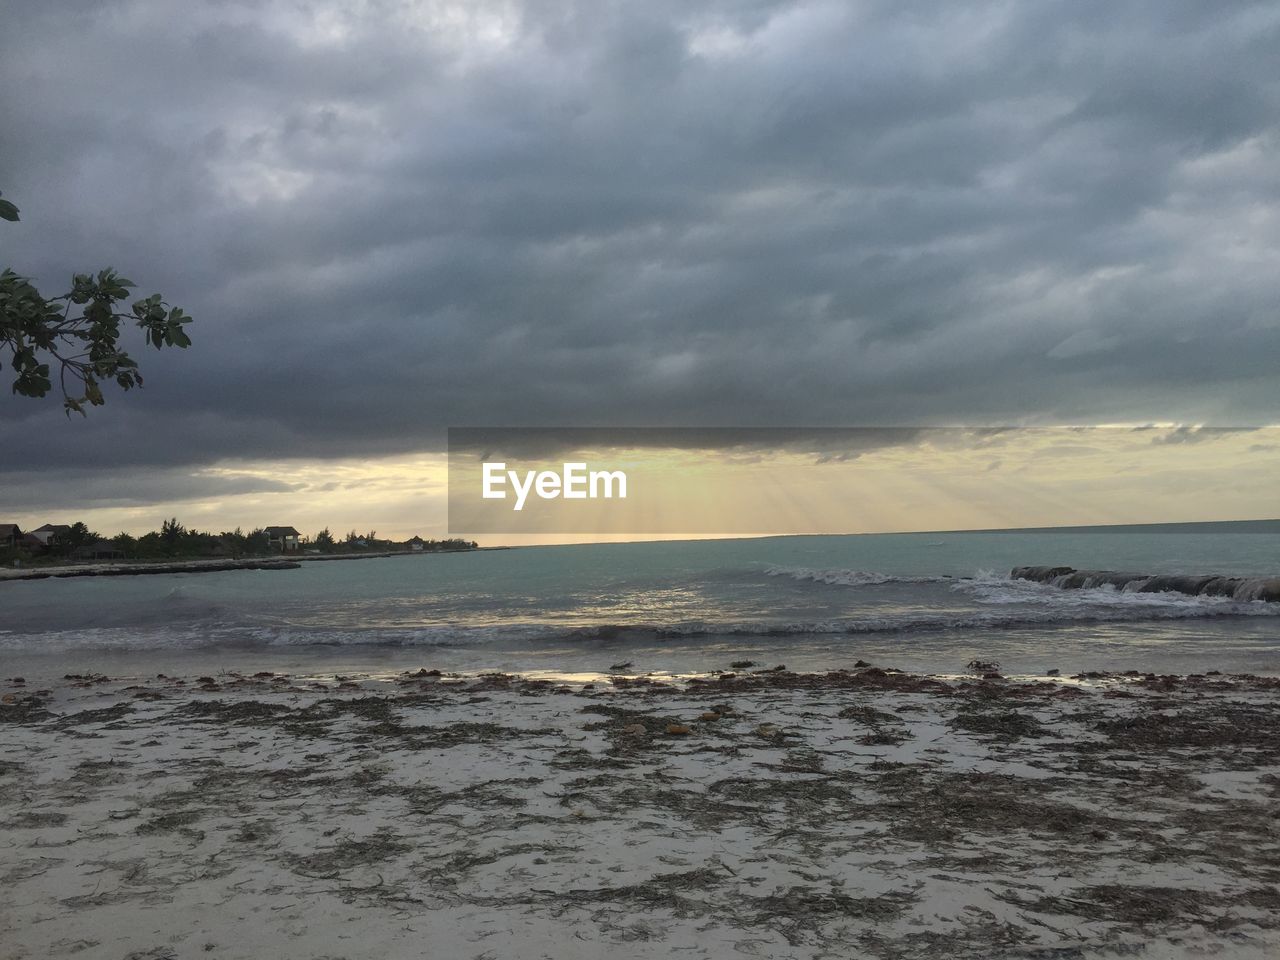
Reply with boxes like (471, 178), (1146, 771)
(1149, 426), (1258, 445)
(2, 0), (1278, 502)
(0, 466), (301, 515)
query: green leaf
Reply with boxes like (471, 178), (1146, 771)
(0, 198), (19, 222)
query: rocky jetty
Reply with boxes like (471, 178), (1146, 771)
(1011, 566), (1280, 601)
(1, 557), (301, 581)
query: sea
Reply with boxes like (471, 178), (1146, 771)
(2, 532), (1277, 681)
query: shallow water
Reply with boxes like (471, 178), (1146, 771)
(2, 532), (1277, 679)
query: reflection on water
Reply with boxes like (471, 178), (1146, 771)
(2, 532), (1277, 678)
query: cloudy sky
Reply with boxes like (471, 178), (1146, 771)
(2, 0), (1278, 538)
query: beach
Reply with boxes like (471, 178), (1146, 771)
(3, 666), (1278, 959)
(8, 0), (1280, 955)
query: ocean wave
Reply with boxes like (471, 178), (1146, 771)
(0, 621), (554, 653)
(1009, 565), (1280, 602)
(764, 565), (955, 586)
(957, 571), (1278, 610)
(647, 599), (1280, 639)
(765, 564), (1278, 612)
(4, 570), (1277, 653)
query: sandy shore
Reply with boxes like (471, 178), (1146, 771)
(2, 667), (1278, 959)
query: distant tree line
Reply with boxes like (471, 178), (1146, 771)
(2, 518), (477, 565)
(315, 528), (477, 553)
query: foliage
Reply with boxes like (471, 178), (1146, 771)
(61, 521), (97, 556)
(160, 517), (186, 551)
(0, 191), (193, 415)
(430, 538), (479, 551)
(4, 513), (478, 565)
(23, 521), (103, 559)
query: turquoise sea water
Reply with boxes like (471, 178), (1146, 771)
(2, 532), (1277, 680)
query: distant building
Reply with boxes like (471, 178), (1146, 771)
(0, 523), (22, 549)
(31, 523), (71, 546)
(264, 526), (301, 552)
(408, 536), (425, 552)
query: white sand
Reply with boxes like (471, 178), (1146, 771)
(2, 669), (1278, 959)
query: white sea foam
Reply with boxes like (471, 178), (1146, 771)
(653, 602), (1280, 638)
(764, 565), (952, 586)
(758, 565), (1280, 631)
(957, 571), (1274, 613)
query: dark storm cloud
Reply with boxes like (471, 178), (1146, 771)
(446, 426), (928, 459)
(2, 0), (1278, 508)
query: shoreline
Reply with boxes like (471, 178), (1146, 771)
(0, 548), (488, 583)
(3, 666), (1277, 958)
(7, 662), (1279, 691)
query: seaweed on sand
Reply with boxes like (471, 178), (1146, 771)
(895, 914), (1035, 959)
(995, 883), (1224, 927)
(547, 746), (633, 771)
(394, 721), (551, 749)
(53, 702), (135, 729)
(581, 703), (688, 734)
(744, 886), (919, 946)
(168, 699), (293, 727)
(755, 747), (828, 773)
(0, 694), (53, 725)
(3, 810), (69, 828)
(443, 778), (531, 812)
(837, 704), (901, 725)
(136, 809), (208, 835)
(580, 703), (695, 760)
(534, 867), (727, 917)
(490, 869), (916, 949)
(710, 775), (854, 815)
(168, 695), (393, 735)
(949, 709), (1048, 741)
(379, 776), (542, 818)
(147, 764), (340, 810)
(166, 695), (550, 748)
(71, 758), (133, 786)
(868, 768), (1116, 843)
(1092, 702), (1280, 759)
(557, 778), (760, 830)
(429, 841), (567, 878)
(309, 696), (399, 723)
(287, 827), (411, 877)
(855, 729), (912, 746)
(230, 819), (276, 843)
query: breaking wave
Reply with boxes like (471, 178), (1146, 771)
(1010, 565), (1280, 602)
(644, 599), (1280, 639)
(4, 554), (1276, 656)
(765, 565), (955, 586)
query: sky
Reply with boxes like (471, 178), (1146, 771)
(2, 1), (1278, 540)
